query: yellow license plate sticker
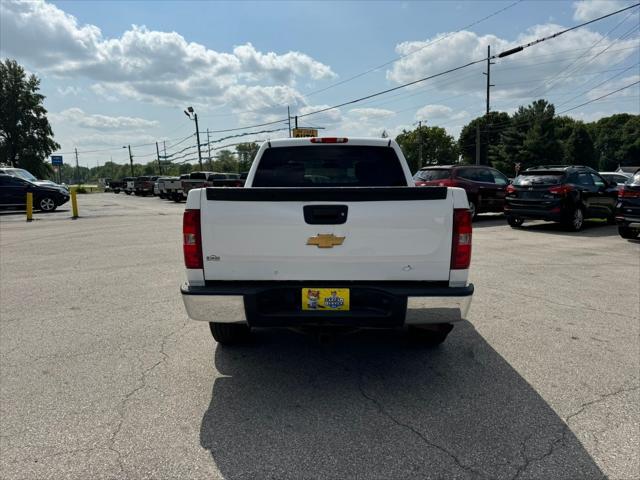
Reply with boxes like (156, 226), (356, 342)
(302, 288), (350, 311)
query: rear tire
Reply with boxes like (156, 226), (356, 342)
(408, 323), (453, 347)
(209, 323), (251, 345)
(564, 207), (584, 231)
(468, 201), (477, 219)
(618, 226), (639, 239)
(507, 216), (525, 228)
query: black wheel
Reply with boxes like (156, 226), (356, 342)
(468, 201), (477, 219)
(507, 216), (525, 228)
(563, 207), (584, 231)
(209, 323), (251, 345)
(37, 196), (57, 212)
(125, 191), (131, 195)
(607, 214), (616, 225)
(173, 194), (182, 202)
(408, 323), (453, 347)
(113, 189), (120, 194)
(618, 226), (639, 239)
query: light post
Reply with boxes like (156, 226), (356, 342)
(184, 106), (203, 170)
(123, 145), (133, 176)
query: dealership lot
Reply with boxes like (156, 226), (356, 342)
(1, 193), (638, 479)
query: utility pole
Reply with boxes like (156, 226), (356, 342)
(417, 120), (423, 168)
(194, 113), (203, 170)
(127, 145), (134, 176)
(295, 116), (298, 129)
(287, 106), (292, 137)
(74, 148), (79, 184)
(480, 45), (495, 166)
(475, 124), (481, 166)
(155, 141), (162, 175)
(483, 45), (495, 115)
(207, 129), (212, 170)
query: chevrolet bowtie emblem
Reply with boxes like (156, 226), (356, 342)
(307, 234), (345, 248)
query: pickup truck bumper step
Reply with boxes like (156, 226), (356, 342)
(181, 282), (473, 327)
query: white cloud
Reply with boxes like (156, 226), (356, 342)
(348, 108), (396, 121)
(57, 86), (81, 96)
(56, 108), (159, 130)
(585, 74), (640, 99)
(0, 0), (336, 109)
(573, 0), (627, 21)
(386, 24), (637, 110)
(415, 104), (468, 121)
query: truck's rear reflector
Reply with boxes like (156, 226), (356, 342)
(310, 137), (348, 143)
(183, 209), (203, 269)
(451, 208), (472, 270)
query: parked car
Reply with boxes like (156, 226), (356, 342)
(123, 177), (136, 195)
(180, 137), (474, 346)
(504, 165), (618, 231)
(0, 174), (70, 211)
(600, 171), (631, 189)
(165, 174), (190, 202)
(134, 176), (158, 196)
(109, 179), (124, 193)
(413, 165), (509, 218)
(616, 172), (640, 239)
(0, 167), (69, 193)
(156, 176), (174, 199)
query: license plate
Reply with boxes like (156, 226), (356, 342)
(302, 288), (350, 311)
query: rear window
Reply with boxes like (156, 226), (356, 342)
(628, 173), (640, 186)
(252, 146), (407, 187)
(514, 173), (564, 186)
(414, 169), (450, 181)
(190, 172), (207, 180)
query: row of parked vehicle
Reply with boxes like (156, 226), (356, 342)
(108, 171), (246, 202)
(413, 164), (640, 238)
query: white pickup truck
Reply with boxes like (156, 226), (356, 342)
(180, 137), (473, 345)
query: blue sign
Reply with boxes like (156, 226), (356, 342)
(51, 155), (63, 166)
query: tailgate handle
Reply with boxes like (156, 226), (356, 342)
(304, 205), (348, 225)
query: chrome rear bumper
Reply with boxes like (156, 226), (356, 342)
(181, 283), (473, 326)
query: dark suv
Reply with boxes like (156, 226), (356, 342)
(616, 172), (640, 239)
(504, 166), (618, 231)
(0, 174), (70, 211)
(414, 165), (509, 218)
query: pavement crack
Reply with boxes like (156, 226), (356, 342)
(353, 369), (489, 479)
(509, 385), (639, 480)
(106, 320), (189, 476)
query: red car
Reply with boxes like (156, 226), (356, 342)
(414, 165), (509, 218)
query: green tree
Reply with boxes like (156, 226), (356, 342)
(0, 59), (60, 177)
(213, 150), (237, 172)
(563, 122), (596, 168)
(492, 99), (562, 174)
(458, 111), (511, 165)
(235, 142), (259, 172)
(396, 125), (458, 173)
(591, 114), (639, 170)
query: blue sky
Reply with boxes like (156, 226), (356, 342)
(1, 0), (638, 167)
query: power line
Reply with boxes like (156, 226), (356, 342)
(301, 0), (525, 99)
(557, 80), (640, 114)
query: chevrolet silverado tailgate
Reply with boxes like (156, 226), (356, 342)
(199, 187), (454, 281)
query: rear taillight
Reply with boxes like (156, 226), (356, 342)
(438, 179), (458, 187)
(310, 137), (348, 143)
(183, 209), (203, 269)
(619, 187), (640, 198)
(451, 208), (472, 270)
(548, 185), (572, 196)
(506, 184), (516, 194)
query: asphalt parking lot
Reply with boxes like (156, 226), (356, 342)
(1, 193), (638, 480)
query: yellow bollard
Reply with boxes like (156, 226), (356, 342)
(71, 189), (79, 219)
(26, 192), (33, 222)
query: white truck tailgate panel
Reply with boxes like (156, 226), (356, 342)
(200, 197), (453, 281)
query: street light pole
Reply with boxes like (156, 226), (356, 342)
(125, 145), (134, 176)
(185, 106), (203, 170)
